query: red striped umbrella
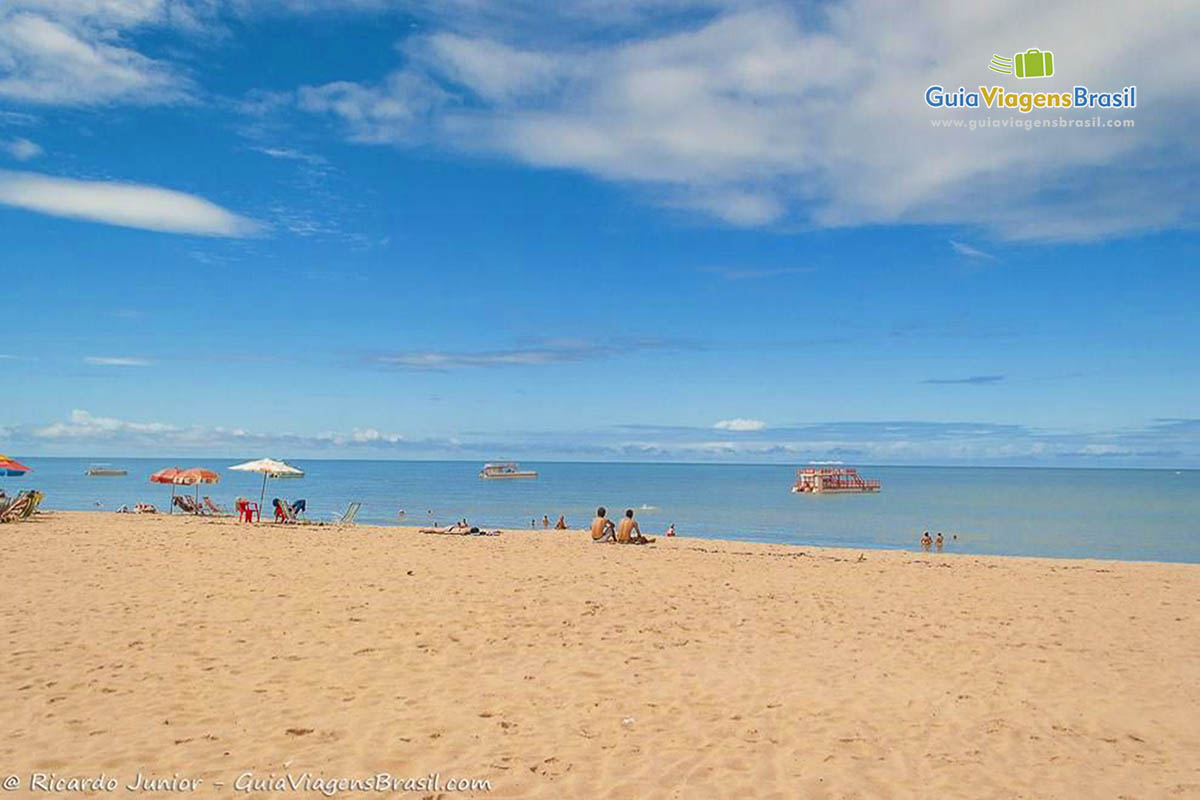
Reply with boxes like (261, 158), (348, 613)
(151, 467), (219, 511)
(176, 468), (220, 504)
(0, 453), (32, 477)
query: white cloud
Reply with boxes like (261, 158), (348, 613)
(251, 145), (327, 166)
(0, 9), (191, 105)
(375, 339), (675, 370)
(949, 240), (995, 260)
(714, 418), (766, 432)
(297, 72), (448, 144)
(84, 356), (152, 366)
(0, 170), (262, 236)
(34, 409), (175, 439)
(292, 1), (1200, 241)
(3, 137), (42, 160)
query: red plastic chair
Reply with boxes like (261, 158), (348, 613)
(236, 499), (260, 523)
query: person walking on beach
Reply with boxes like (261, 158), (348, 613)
(591, 507), (616, 543)
(617, 509), (655, 545)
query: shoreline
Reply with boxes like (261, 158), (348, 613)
(23, 509), (1200, 568)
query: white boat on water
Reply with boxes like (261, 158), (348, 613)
(479, 462), (538, 480)
(85, 464), (127, 476)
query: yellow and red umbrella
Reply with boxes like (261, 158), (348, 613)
(0, 453), (32, 477)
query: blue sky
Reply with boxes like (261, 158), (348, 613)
(1, 1), (1197, 465)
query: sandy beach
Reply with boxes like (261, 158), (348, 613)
(2, 511), (1198, 799)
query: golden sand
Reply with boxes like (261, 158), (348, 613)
(2, 511), (1199, 798)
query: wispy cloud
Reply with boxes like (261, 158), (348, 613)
(949, 240), (995, 260)
(0, 9), (192, 105)
(921, 375), (1005, 385)
(375, 338), (676, 371)
(2, 137), (41, 161)
(702, 266), (812, 281)
(0, 171), (262, 237)
(251, 145), (328, 166)
(84, 356), (153, 367)
(714, 418), (766, 432)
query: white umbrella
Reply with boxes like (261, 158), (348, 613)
(228, 458), (305, 508)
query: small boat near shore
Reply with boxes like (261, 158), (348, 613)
(791, 466), (880, 494)
(85, 464), (127, 476)
(479, 462), (538, 480)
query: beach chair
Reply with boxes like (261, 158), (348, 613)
(332, 502), (361, 525)
(236, 499), (260, 523)
(202, 496), (229, 516)
(21, 490), (44, 519)
(173, 495), (201, 514)
(274, 499), (299, 524)
(0, 493), (31, 523)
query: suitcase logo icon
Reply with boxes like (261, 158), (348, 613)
(988, 49), (1055, 79)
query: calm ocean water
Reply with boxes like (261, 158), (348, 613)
(4, 458), (1199, 563)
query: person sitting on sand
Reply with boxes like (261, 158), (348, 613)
(555, 515), (567, 529)
(617, 509), (655, 545)
(666, 523), (676, 537)
(921, 530), (933, 549)
(591, 507), (616, 543)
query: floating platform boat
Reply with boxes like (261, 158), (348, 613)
(479, 462), (538, 480)
(85, 464), (127, 476)
(791, 466), (880, 494)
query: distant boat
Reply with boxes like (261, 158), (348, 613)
(85, 464), (127, 476)
(479, 462), (538, 480)
(791, 466), (880, 494)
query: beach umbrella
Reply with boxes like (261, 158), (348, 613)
(228, 458), (304, 508)
(176, 467), (221, 504)
(150, 466), (185, 512)
(0, 453), (31, 477)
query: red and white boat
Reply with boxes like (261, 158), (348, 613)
(791, 466), (880, 494)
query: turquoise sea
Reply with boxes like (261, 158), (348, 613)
(4, 458), (1199, 563)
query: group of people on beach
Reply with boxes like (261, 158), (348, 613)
(534, 514), (569, 529)
(591, 506), (656, 545)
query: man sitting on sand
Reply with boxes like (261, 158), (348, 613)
(591, 507), (616, 543)
(617, 508), (655, 545)
(555, 515), (567, 530)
